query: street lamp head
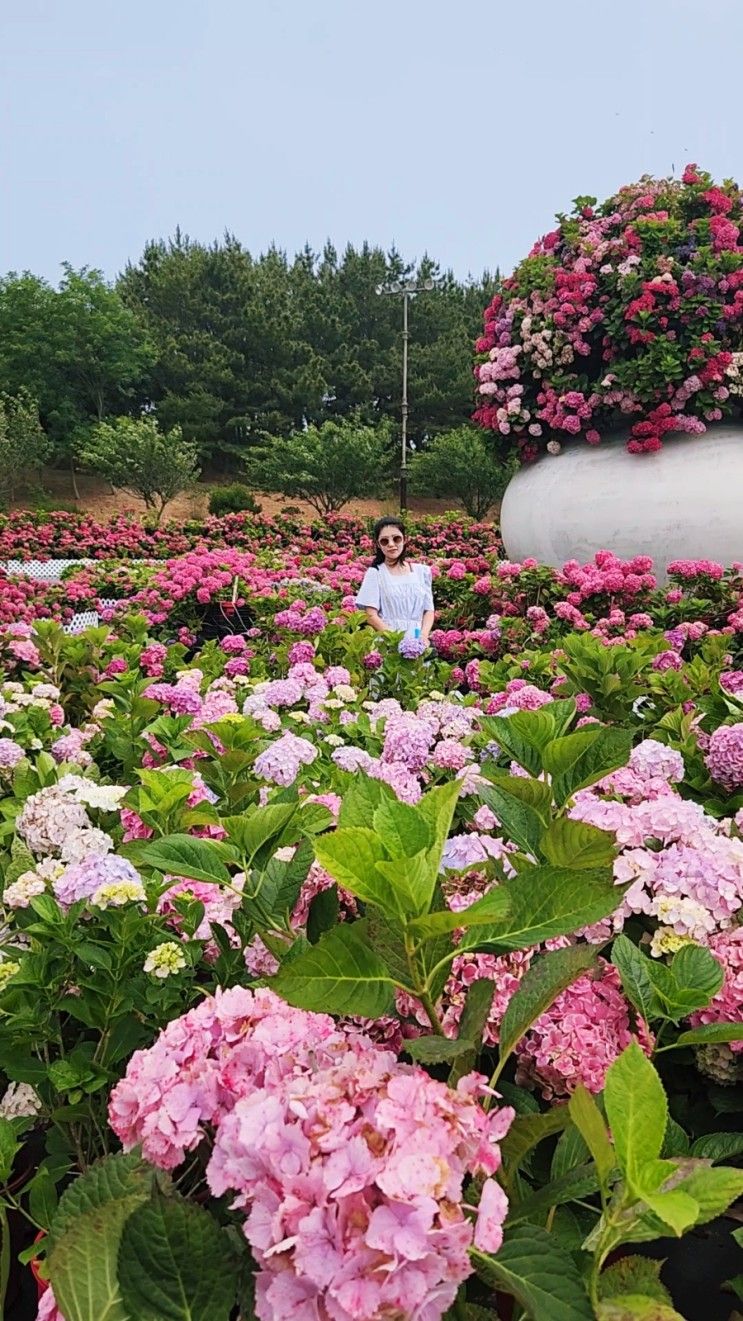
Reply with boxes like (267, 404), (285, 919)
(423, 278), (435, 291)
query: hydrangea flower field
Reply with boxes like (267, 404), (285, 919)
(0, 509), (742, 1320)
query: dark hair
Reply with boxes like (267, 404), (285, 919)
(371, 516), (407, 567)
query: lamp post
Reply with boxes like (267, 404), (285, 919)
(377, 278), (435, 512)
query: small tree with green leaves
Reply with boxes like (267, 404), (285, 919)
(409, 425), (514, 520)
(78, 416), (200, 524)
(0, 388), (51, 506)
(243, 417), (390, 515)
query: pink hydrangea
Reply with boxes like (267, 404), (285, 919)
(206, 1037), (512, 1321)
(687, 929), (743, 1050)
(36, 1285), (65, 1321)
(705, 723), (743, 791)
(515, 961), (653, 1099)
(109, 987), (340, 1169)
(431, 739), (474, 772)
(109, 988), (514, 1320)
(486, 681), (552, 715)
(628, 739), (684, 785)
(440, 950), (533, 1045)
(382, 713), (437, 772)
(368, 758), (423, 805)
(157, 876), (244, 957)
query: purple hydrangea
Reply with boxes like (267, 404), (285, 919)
(53, 854), (143, 908)
(398, 636), (427, 660)
(0, 738), (25, 770)
(253, 732), (318, 787)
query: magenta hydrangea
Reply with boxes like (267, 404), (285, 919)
(474, 168), (743, 461)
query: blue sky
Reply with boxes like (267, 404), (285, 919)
(2, 0), (741, 285)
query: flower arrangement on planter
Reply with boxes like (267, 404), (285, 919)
(474, 165), (743, 459)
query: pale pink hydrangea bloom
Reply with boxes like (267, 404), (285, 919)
(36, 1285), (65, 1320)
(382, 713), (438, 772)
(207, 1035), (512, 1321)
(109, 989), (513, 1320)
(431, 739), (474, 772)
(705, 722), (743, 791)
(368, 758), (423, 805)
(157, 875), (245, 958)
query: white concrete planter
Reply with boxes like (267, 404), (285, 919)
(500, 424), (743, 577)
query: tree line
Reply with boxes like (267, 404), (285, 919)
(0, 236), (498, 471)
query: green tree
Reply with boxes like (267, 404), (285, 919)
(0, 389), (51, 506)
(0, 267), (153, 468)
(118, 233), (325, 462)
(78, 416), (200, 523)
(243, 417), (390, 514)
(408, 425), (514, 519)
(119, 234), (500, 462)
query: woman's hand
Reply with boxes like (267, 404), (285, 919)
(420, 609), (435, 646)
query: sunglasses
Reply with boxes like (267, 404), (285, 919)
(379, 536), (404, 546)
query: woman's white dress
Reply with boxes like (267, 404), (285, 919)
(355, 563), (434, 638)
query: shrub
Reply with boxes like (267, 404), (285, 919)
(0, 389), (51, 507)
(207, 483), (261, 516)
(409, 426), (515, 519)
(78, 416), (200, 524)
(243, 416), (391, 515)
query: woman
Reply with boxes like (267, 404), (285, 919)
(356, 516), (435, 645)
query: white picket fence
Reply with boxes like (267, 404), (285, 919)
(0, 559), (149, 634)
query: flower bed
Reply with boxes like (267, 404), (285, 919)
(0, 519), (742, 1320)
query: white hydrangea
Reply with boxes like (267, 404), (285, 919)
(0, 1082), (41, 1120)
(72, 782), (128, 812)
(60, 828), (113, 865)
(91, 879), (146, 909)
(17, 787), (90, 856)
(143, 942), (187, 978)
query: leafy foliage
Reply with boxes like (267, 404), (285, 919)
(409, 425), (515, 518)
(78, 416), (200, 522)
(243, 416), (391, 514)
